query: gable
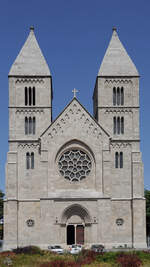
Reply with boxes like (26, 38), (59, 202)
(41, 98), (110, 144)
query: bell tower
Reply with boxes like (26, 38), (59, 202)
(93, 28), (146, 248)
(8, 26), (52, 141)
(4, 27), (52, 250)
(93, 27), (139, 140)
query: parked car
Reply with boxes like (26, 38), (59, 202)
(91, 244), (104, 252)
(48, 245), (64, 254)
(69, 244), (82, 254)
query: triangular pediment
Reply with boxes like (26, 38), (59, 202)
(41, 98), (110, 141)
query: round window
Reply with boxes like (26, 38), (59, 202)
(58, 149), (92, 182)
(26, 219), (34, 227)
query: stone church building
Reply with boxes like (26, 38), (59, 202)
(4, 27), (147, 250)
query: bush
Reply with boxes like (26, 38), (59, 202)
(96, 251), (118, 263)
(40, 260), (81, 267)
(117, 253), (142, 267)
(0, 251), (16, 258)
(12, 245), (43, 255)
(75, 249), (99, 265)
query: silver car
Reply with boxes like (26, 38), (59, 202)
(48, 245), (64, 254)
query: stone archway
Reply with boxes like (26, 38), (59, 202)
(61, 204), (91, 245)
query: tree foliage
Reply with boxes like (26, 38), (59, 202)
(145, 189), (150, 236)
(0, 190), (4, 239)
(0, 190), (4, 220)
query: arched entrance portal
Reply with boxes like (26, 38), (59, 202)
(61, 204), (91, 245)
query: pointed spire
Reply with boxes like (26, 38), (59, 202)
(98, 27), (139, 76)
(9, 27), (51, 76)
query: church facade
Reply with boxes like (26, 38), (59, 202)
(4, 27), (147, 250)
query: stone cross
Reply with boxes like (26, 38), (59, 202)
(72, 88), (79, 98)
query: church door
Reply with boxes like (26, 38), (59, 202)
(67, 225), (75, 245)
(76, 225), (84, 244)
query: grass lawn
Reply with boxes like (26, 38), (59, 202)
(0, 246), (150, 266)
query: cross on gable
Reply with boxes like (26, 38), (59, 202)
(72, 88), (79, 98)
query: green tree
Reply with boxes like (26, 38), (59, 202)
(0, 190), (4, 239)
(144, 189), (150, 236)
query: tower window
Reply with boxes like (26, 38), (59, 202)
(113, 87), (124, 106)
(113, 116), (124, 135)
(117, 87), (120, 105)
(24, 87), (36, 106)
(115, 152), (123, 168)
(25, 87), (28, 106)
(25, 117), (36, 135)
(117, 117), (120, 134)
(113, 87), (116, 106)
(33, 87), (35, 106)
(25, 117), (28, 135)
(121, 87), (124, 105)
(121, 117), (124, 134)
(26, 152), (34, 169)
(26, 152), (30, 169)
(113, 117), (116, 134)
(31, 152), (34, 169)
(115, 152), (119, 168)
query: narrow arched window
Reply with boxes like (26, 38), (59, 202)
(31, 152), (34, 169)
(115, 152), (119, 168)
(121, 87), (124, 105)
(29, 87), (32, 106)
(26, 152), (30, 169)
(33, 117), (35, 135)
(117, 117), (120, 134)
(113, 117), (116, 134)
(25, 87), (28, 106)
(117, 87), (120, 105)
(25, 117), (28, 135)
(120, 152), (123, 168)
(113, 87), (116, 106)
(121, 117), (124, 134)
(33, 87), (35, 106)
(29, 117), (32, 134)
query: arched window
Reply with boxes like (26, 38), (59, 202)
(26, 152), (30, 169)
(24, 87), (36, 106)
(117, 117), (120, 134)
(25, 117), (36, 135)
(113, 87), (116, 106)
(121, 117), (124, 134)
(115, 152), (123, 168)
(29, 117), (32, 134)
(29, 87), (32, 106)
(31, 152), (34, 169)
(33, 117), (36, 134)
(115, 152), (119, 168)
(117, 87), (120, 105)
(33, 87), (35, 106)
(25, 117), (28, 135)
(113, 117), (116, 134)
(25, 87), (28, 105)
(120, 152), (123, 168)
(121, 87), (124, 105)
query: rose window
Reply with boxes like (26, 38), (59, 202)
(58, 149), (92, 182)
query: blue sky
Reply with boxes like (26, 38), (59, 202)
(0, 0), (150, 192)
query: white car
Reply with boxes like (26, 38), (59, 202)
(48, 245), (64, 254)
(69, 244), (82, 254)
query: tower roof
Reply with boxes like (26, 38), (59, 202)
(9, 27), (51, 76)
(98, 28), (139, 77)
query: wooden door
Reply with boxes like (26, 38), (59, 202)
(76, 225), (84, 244)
